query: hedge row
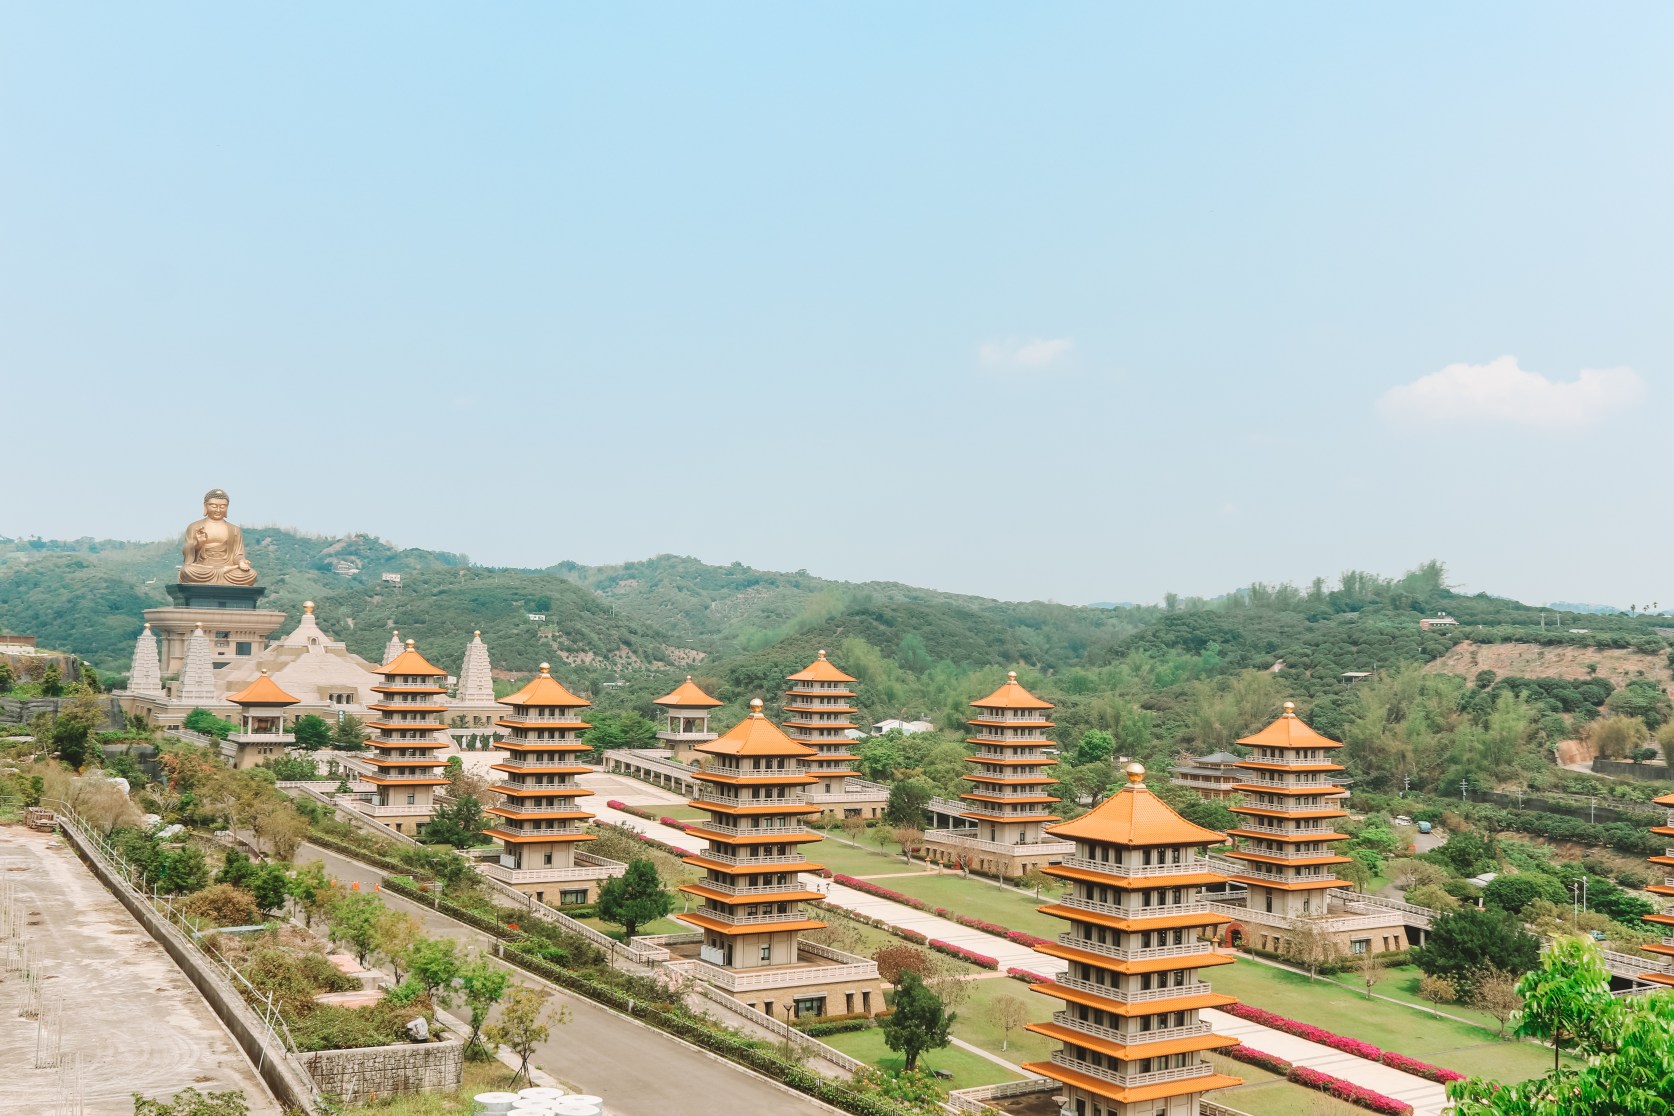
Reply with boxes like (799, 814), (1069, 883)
(1221, 1043), (1293, 1075)
(1006, 966), (1051, 984)
(382, 876), (916, 1115)
(926, 939), (998, 970)
(1221, 1045), (1413, 1116)
(1222, 1003), (1463, 1082)
(303, 831), (427, 880)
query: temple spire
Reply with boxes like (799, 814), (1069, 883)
(178, 623), (217, 704)
(383, 630), (404, 667)
(455, 629), (494, 703)
(128, 623), (163, 695)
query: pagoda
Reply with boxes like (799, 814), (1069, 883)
(127, 623), (163, 697)
(448, 630), (504, 749)
(1024, 762), (1243, 1116)
(653, 675), (724, 765)
(1644, 791), (1674, 986)
(357, 639), (452, 835)
(675, 698), (882, 1020)
(784, 651), (888, 819)
(481, 663), (623, 905)
(923, 671), (1073, 879)
(1224, 702), (1354, 928)
(223, 671), (299, 770)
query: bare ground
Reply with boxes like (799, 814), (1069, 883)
(1425, 641), (1672, 695)
(0, 826), (278, 1115)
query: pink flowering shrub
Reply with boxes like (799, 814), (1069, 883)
(658, 816), (689, 831)
(1006, 966), (1051, 984)
(927, 939), (999, 969)
(1378, 1050), (1465, 1083)
(1221, 1044), (1293, 1076)
(1287, 1067), (1412, 1116)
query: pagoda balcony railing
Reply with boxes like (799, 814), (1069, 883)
(1232, 845), (1343, 861)
(229, 732), (291, 743)
(968, 737), (1053, 749)
(492, 801), (584, 816)
(693, 787), (800, 808)
(491, 782), (583, 799)
(922, 830), (1074, 857)
(972, 712), (1051, 722)
(694, 907), (813, 927)
(1240, 754), (1340, 768)
(674, 955), (878, 992)
(694, 821), (809, 839)
(1057, 933), (1214, 962)
(1049, 1051), (1211, 1089)
(692, 849), (811, 868)
(698, 767), (805, 782)
(657, 731), (716, 742)
(1060, 895), (1208, 920)
(966, 788), (1056, 801)
(1054, 975), (1214, 1004)
(376, 682), (445, 692)
(1058, 855), (1207, 878)
(354, 802), (433, 817)
(492, 758), (589, 770)
(489, 824), (588, 838)
(1232, 822), (1334, 837)
(1237, 777), (1343, 790)
(1236, 800), (1345, 814)
(480, 857), (626, 884)
(501, 712), (587, 723)
(1050, 1012), (1209, 1047)
(694, 878), (808, 898)
(1225, 865), (1333, 883)
(1207, 902), (1404, 933)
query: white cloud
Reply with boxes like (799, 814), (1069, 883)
(978, 337), (1074, 370)
(1378, 355), (1644, 428)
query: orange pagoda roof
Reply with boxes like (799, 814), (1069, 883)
(698, 699), (817, 758)
(1049, 763), (1226, 847)
(499, 663), (590, 708)
(376, 640), (448, 677)
(1236, 702), (1342, 749)
(654, 675), (723, 708)
(786, 650), (857, 684)
(226, 671), (300, 707)
(971, 671), (1054, 711)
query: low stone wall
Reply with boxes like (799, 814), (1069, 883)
(1591, 757), (1674, 784)
(298, 1038), (463, 1102)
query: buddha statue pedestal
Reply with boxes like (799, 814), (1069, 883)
(165, 582), (270, 610)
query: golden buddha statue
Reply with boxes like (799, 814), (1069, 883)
(179, 489), (259, 586)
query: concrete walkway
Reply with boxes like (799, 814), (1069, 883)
(1205, 1007), (1448, 1116)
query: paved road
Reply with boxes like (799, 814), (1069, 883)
(299, 842), (837, 1116)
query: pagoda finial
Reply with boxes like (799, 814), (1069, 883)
(195, 621), (204, 630)
(474, 629), (481, 637)
(1007, 670), (1017, 682)
(748, 697), (764, 717)
(1125, 761), (1146, 788)
(539, 662), (551, 675)
(686, 674), (693, 681)
(817, 649), (827, 660)
(405, 638), (415, 650)
(1283, 700), (1296, 715)
(143, 622), (151, 631)
(303, 601), (315, 614)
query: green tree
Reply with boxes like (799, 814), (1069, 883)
(484, 985), (569, 1084)
(880, 970), (954, 1071)
(420, 792), (486, 849)
(885, 778), (933, 827)
(856, 733), (905, 781)
(248, 863), (290, 912)
(332, 716), (367, 750)
(584, 711), (659, 752)
(1075, 729), (1115, 765)
(596, 858), (674, 939)
(216, 848), (256, 888)
(291, 714), (333, 750)
(40, 662), (62, 696)
(405, 936), (463, 1000)
(325, 890), (384, 965)
(457, 955), (509, 1060)
(1432, 830), (1497, 877)
(159, 846), (210, 895)
(1514, 937), (1621, 1072)
(182, 708), (237, 739)
(1412, 908), (1540, 997)
(1483, 873), (1567, 915)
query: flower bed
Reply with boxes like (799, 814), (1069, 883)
(1006, 966), (1051, 984)
(1288, 1066), (1412, 1116)
(605, 799), (656, 821)
(659, 816), (690, 831)
(1221, 1002), (1461, 1082)
(926, 939), (998, 970)
(1221, 1044), (1293, 1076)
(1378, 1050), (1465, 1083)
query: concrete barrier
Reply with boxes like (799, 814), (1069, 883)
(56, 815), (323, 1114)
(298, 1038), (463, 1102)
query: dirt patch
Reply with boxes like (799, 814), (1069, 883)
(1426, 641), (1672, 694)
(1556, 738), (1594, 766)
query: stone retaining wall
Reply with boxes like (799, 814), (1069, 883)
(298, 1038), (463, 1102)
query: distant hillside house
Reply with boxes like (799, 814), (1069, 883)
(381, 572), (402, 585)
(1419, 613), (1459, 630)
(526, 612), (546, 621)
(871, 718), (933, 736)
(1339, 671), (1373, 683)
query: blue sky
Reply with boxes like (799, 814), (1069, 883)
(3, 4), (1670, 608)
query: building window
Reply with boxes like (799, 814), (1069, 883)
(759, 944), (773, 962)
(560, 889), (587, 905)
(793, 996), (825, 1019)
(235, 642), (252, 656)
(1350, 938), (1370, 955)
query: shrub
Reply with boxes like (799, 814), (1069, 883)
(1221, 1003), (1463, 1084)
(1287, 1066), (1412, 1116)
(1221, 1044), (1293, 1075)
(177, 883), (263, 928)
(1006, 967), (1051, 984)
(1378, 1050), (1465, 1083)
(925, 939), (997, 969)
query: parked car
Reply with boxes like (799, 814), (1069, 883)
(1416, 820), (1433, 834)
(1393, 815), (1413, 826)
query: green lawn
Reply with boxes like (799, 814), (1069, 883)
(1205, 1053), (1365, 1116)
(1212, 959), (1572, 1083)
(950, 976), (1057, 1066)
(841, 870), (1065, 939)
(819, 1026), (1023, 1089)
(807, 835), (925, 877)
(663, 804), (708, 822)
(1323, 963), (1506, 1031)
